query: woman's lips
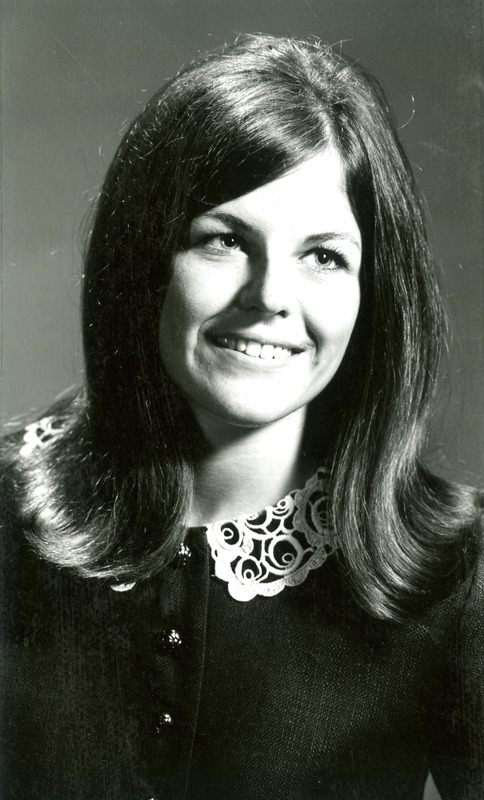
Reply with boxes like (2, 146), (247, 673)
(211, 335), (301, 360)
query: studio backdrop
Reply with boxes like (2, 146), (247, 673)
(1, 0), (482, 491)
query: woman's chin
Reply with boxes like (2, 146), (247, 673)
(188, 395), (307, 432)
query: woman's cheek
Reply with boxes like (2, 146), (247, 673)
(306, 279), (360, 347)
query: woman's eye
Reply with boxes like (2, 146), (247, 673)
(309, 248), (346, 271)
(220, 234), (240, 249)
(205, 233), (242, 252)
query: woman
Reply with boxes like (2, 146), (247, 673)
(1, 34), (482, 799)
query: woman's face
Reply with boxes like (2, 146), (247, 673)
(158, 148), (362, 429)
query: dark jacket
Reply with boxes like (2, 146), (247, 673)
(1, 458), (483, 800)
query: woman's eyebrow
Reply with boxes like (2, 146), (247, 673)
(194, 211), (253, 234)
(304, 232), (361, 251)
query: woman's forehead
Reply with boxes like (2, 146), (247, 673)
(191, 150), (359, 242)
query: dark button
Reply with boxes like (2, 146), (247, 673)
(151, 628), (182, 655)
(155, 713), (173, 733)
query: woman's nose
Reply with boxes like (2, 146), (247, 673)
(237, 252), (295, 317)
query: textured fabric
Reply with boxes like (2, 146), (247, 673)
(1, 463), (483, 799)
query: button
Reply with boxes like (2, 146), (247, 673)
(155, 713), (173, 733)
(151, 628), (182, 655)
(169, 543), (192, 568)
(176, 543), (191, 566)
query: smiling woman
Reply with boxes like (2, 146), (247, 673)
(159, 151), (361, 439)
(1, 33), (483, 800)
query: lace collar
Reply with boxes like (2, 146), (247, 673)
(20, 416), (66, 457)
(20, 419), (334, 602)
(203, 467), (334, 602)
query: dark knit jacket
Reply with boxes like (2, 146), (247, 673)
(1, 456), (483, 800)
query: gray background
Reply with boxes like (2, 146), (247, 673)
(2, 0), (483, 493)
(1, 3), (482, 797)
(1, 0), (482, 476)
(3, 1), (482, 495)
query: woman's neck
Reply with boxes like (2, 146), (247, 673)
(188, 407), (315, 526)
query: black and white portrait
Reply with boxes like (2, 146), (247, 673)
(1, 3), (482, 799)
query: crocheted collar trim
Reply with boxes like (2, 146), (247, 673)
(203, 466), (334, 602)
(20, 417), (66, 457)
(20, 419), (334, 602)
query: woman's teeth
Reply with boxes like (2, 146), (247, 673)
(215, 337), (293, 360)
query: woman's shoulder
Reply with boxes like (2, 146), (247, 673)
(423, 466), (484, 606)
(1, 391), (86, 496)
(463, 484), (484, 589)
(0, 419), (35, 548)
(462, 504), (484, 617)
(1, 394), (78, 459)
(1, 412), (64, 526)
(450, 486), (483, 617)
(0, 401), (83, 572)
(427, 491), (484, 644)
(0, 423), (43, 637)
(426, 493), (484, 796)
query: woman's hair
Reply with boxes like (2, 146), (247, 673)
(8, 34), (481, 620)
